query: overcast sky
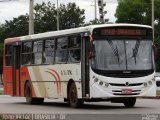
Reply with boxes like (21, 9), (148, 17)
(0, 0), (118, 24)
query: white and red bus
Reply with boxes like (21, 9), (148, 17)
(3, 24), (156, 108)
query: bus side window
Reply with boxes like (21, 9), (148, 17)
(32, 40), (43, 64)
(5, 45), (12, 66)
(21, 42), (32, 65)
(55, 37), (68, 63)
(68, 35), (81, 63)
(43, 39), (55, 64)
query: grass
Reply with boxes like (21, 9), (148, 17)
(0, 90), (3, 95)
(156, 90), (160, 96)
(0, 115), (4, 120)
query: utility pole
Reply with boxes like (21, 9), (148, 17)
(57, 0), (59, 31)
(151, 0), (154, 41)
(95, 0), (97, 20)
(29, 0), (34, 35)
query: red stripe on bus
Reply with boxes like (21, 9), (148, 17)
(45, 71), (60, 95)
(47, 69), (61, 93)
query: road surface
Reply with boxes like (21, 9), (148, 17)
(0, 95), (160, 120)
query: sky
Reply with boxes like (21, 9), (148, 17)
(0, 0), (118, 24)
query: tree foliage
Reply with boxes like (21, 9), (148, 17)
(59, 2), (85, 29)
(116, 0), (152, 25)
(0, 2), (85, 41)
(3, 15), (29, 38)
(34, 2), (57, 33)
(84, 19), (102, 26)
(34, 2), (85, 33)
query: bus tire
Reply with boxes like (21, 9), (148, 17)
(25, 82), (35, 104)
(123, 98), (136, 108)
(25, 82), (44, 105)
(34, 98), (44, 105)
(68, 82), (83, 108)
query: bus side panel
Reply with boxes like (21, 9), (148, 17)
(3, 67), (13, 95)
(27, 64), (82, 99)
(20, 66), (36, 97)
(52, 64), (82, 99)
(27, 66), (48, 98)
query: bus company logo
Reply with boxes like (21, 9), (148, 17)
(125, 82), (129, 86)
(45, 69), (61, 95)
(61, 70), (72, 76)
(142, 114), (159, 120)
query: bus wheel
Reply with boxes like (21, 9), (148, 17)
(34, 98), (44, 105)
(25, 82), (34, 104)
(25, 82), (44, 105)
(25, 82), (36, 104)
(123, 98), (136, 108)
(68, 82), (83, 108)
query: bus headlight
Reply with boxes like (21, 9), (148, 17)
(152, 77), (155, 82)
(94, 78), (99, 82)
(105, 83), (109, 87)
(99, 81), (103, 86)
(93, 78), (109, 87)
(144, 82), (148, 87)
(148, 81), (152, 85)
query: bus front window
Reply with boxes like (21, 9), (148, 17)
(91, 39), (153, 72)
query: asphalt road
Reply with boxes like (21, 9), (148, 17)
(0, 95), (160, 120)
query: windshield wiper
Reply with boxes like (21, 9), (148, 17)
(107, 40), (120, 66)
(132, 40), (140, 64)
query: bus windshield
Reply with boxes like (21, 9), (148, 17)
(91, 39), (153, 71)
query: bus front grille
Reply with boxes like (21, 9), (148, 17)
(113, 93), (140, 95)
(112, 90), (141, 96)
(109, 83), (143, 87)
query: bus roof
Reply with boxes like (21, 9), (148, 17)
(5, 23), (152, 43)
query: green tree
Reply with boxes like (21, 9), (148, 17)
(84, 19), (103, 26)
(0, 25), (5, 74)
(59, 2), (85, 29)
(1, 2), (85, 38)
(115, 0), (152, 25)
(115, 0), (160, 71)
(34, 2), (85, 33)
(4, 15), (29, 38)
(34, 2), (57, 33)
(0, 25), (6, 43)
(84, 18), (112, 26)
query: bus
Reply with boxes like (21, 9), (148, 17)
(2, 24), (156, 108)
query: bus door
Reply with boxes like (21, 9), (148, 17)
(81, 34), (90, 98)
(12, 44), (21, 96)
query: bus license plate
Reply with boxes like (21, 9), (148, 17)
(122, 89), (132, 94)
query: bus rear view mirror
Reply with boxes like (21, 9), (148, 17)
(153, 44), (158, 62)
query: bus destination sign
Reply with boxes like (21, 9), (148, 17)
(101, 28), (147, 36)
